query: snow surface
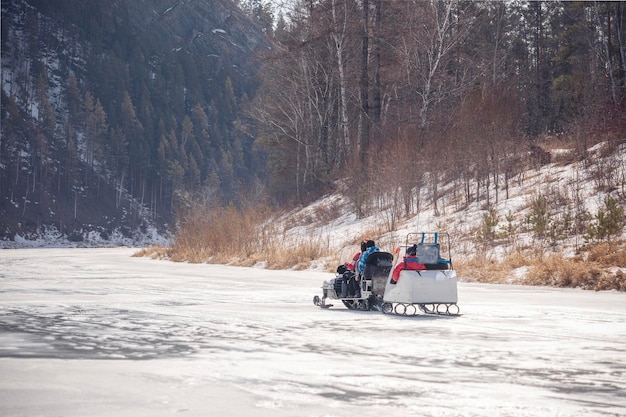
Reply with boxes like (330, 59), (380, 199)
(1, 248), (624, 417)
(0, 224), (170, 249)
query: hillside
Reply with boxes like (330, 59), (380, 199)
(184, 141), (626, 291)
(278, 141), (625, 256)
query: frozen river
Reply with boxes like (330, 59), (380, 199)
(0, 248), (624, 417)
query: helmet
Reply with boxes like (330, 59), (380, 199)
(366, 240), (375, 248)
(406, 244), (417, 256)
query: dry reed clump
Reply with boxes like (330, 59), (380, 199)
(522, 241), (626, 291)
(456, 242), (625, 291)
(133, 246), (170, 259)
(166, 201), (333, 269)
(501, 250), (532, 269)
(455, 256), (511, 284)
(171, 203), (269, 264)
(524, 255), (621, 290)
(454, 246), (537, 284)
(524, 255), (584, 287)
(263, 238), (328, 270)
(584, 242), (626, 267)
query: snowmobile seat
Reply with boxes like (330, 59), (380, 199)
(365, 251), (393, 267)
(362, 252), (394, 294)
(424, 261), (450, 270)
(360, 251), (393, 297)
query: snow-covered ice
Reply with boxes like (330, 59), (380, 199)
(0, 248), (624, 417)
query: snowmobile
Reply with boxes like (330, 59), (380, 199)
(313, 232), (459, 316)
(313, 248), (394, 311)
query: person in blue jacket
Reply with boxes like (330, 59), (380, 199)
(356, 240), (380, 277)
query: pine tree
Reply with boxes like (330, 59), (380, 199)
(587, 196), (626, 244)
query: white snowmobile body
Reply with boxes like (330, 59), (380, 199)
(382, 269), (458, 304)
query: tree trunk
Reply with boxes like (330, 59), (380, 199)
(418, 0), (455, 131)
(331, 0), (350, 164)
(616, 2), (626, 89)
(373, 0), (382, 127)
(359, 0), (370, 163)
(595, 2), (618, 105)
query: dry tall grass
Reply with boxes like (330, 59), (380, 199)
(456, 241), (626, 291)
(143, 201), (335, 270)
(525, 243), (626, 291)
(137, 193), (626, 292)
(169, 202), (273, 263)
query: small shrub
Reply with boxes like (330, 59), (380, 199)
(526, 194), (550, 239)
(478, 205), (498, 245)
(596, 270), (626, 291)
(547, 209), (573, 248)
(586, 196), (625, 244)
(312, 200), (343, 224)
(503, 211), (519, 246)
(585, 242), (626, 267)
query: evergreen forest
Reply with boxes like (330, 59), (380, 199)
(1, 0), (267, 240)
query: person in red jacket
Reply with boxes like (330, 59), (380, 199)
(346, 240), (367, 272)
(390, 244), (426, 284)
